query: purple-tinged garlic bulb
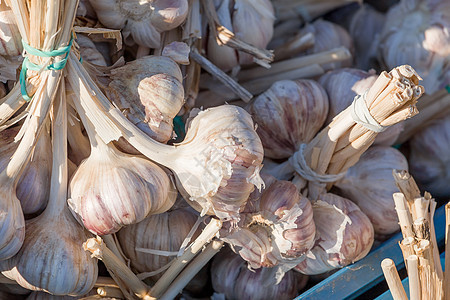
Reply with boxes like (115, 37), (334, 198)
(220, 177), (315, 278)
(409, 116), (450, 198)
(106, 55), (184, 145)
(211, 248), (308, 300)
(378, 0), (450, 94)
(298, 19), (354, 69)
(0, 92), (98, 296)
(117, 205), (201, 281)
(89, 0), (188, 49)
(68, 103), (177, 235)
(294, 193), (374, 275)
(318, 68), (404, 146)
(335, 146), (408, 238)
(246, 79), (329, 159)
(207, 0), (275, 71)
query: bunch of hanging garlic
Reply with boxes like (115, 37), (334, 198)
(377, 0), (450, 94)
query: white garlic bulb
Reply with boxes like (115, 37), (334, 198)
(335, 146), (408, 238)
(0, 92), (98, 296)
(117, 205), (201, 280)
(409, 116), (450, 198)
(207, 0), (275, 71)
(89, 0), (188, 48)
(220, 177), (315, 278)
(211, 249), (308, 300)
(378, 0), (450, 94)
(246, 79), (329, 159)
(106, 55), (184, 145)
(298, 19), (354, 69)
(318, 68), (404, 146)
(295, 193), (374, 275)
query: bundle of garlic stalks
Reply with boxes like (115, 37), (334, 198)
(0, 0), (433, 300)
(381, 170), (444, 300)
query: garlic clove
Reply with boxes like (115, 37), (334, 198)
(88, 0), (127, 30)
(247, 79), (329, 159)
(206, 0), (239, 71)
(409, 116), (450, 198)
(0, 189), (25, 261)
(117, 205), (201, 280)
(335, 146), (409, 238)
(211, 248), (308, 300)
(295, 193), (374, 275)
(232, 0), (275, 66)
(299, 19), (354, 69)
(150, 0), (189, 32)
(106, 55), (184, 145)
(127, 19), (161, 49)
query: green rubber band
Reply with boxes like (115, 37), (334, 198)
(20, 37), (73, 101)
(446, 85), (450, 94)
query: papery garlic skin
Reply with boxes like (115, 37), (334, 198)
(295, 193), (374, 275)
(211, 249), (308, 300)
(69, 146), (176, 235)
(117, 205), (200, 280)
(26, 291), (78, 299)
(0, 209), (98, 295)
(0, 193), (25, 261)
(175, 105), (264, 221)
(89, 0), (188, 48)
(318, 68), (404, 146)
(335, 146), (408, 238)
(378, 0), (450, 94)
(0, 1), (22, 56)
(76, 34), (108, 67)
(106, 56), (184, 145)
(409, 116), (450, 198)
(299, 19), (354, 69)
(247, 79), (329, 159)
(207, 0), (275, 71)
(219, 177), (315, 279)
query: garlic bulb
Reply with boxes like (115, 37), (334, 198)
(16, 129), (52, 217)
(0, 1), (22, 56)
(347, 4), (386, 70)
(0, 90), (98, 295)
(295, 193), (374, 275)
(298, 19), (354, 69)
(117, 205), (201, 280)
(220, 177), (315, 277)
(378, 0), (450, 94)
(105, 55), (184, 145)
(68, 116), (177, 235)
(318, 68), (404, 146)
(76, 34), (108, 67)
(89, 0), (189, 49)
(246, 79), (329, 159)
(0, 127), (52, 217)
(211, 248), (308, 300)
(335, 146), (408, 238)
(409, 116), (450, 198)
(207, 0), (275, 71)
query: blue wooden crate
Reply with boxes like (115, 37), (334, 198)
(295, 204), (446, 300)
